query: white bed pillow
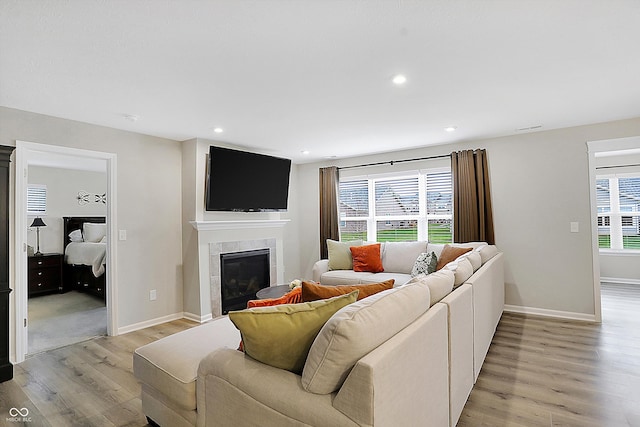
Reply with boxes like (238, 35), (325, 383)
(83, 222), (106, 243)
(68, 229), (83, 243)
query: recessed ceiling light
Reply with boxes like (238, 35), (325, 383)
(301, 150), (310, 155)
(392, 74), (407, 85)
(123, 114), (140, 122)
(445, 126), (457, 132)
(213, 127), (224, 133)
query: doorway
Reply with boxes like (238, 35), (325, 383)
(14, 141), (118, 363)
(587, 137), (640, 323)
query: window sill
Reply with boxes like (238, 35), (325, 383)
(599, 249), (640, 257)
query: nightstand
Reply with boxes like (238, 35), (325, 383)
(28, 253), (63, 298)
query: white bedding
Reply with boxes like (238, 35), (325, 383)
(65, 242), (106, 277)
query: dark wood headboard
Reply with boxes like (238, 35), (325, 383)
(63, 216), (106, 249)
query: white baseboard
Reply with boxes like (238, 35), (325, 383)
(183, 312), (213, 323)
(600, 277), (640, 285)
(117, 312), (185, 335)
(504, 304), (596, 322)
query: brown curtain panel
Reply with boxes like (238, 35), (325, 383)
(319, 166), (340, 259)
(451, 149), (495, 244)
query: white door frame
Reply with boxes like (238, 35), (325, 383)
(13, 141), (118, 363)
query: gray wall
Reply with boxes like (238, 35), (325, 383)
(1, 106), (184, 329)
(293, 117), (640, 317)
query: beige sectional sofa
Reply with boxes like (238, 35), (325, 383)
(133, 241), (504, 427)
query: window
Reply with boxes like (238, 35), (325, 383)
(339, 169), (452, 243)
(27, 184), (47, 216)
(596, 175), (640, 250)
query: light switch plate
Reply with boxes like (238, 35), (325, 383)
(570, 222), (579, 233)
(119, 230), (127, 240)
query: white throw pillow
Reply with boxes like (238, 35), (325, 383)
(301, 282), (430, 394)
(381, 241), (428, 273)
(83, 222), (106, 243)
(68, 229), (83, 242)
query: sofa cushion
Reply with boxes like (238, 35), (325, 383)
(436, 245), (472, 270)
(327, 239), (362, 270)
(463, 251), (482, 271)
(301, 280), (394, 302)
(133, 316), (240, 411)
(411, 251), (438, 277)
(406, 269), (455, 306)
(350, 243), (384, 272)
(381, 241), (428, 273)
(301, 282), (431, 394)
(477, 244), (499, 264)
(447, 257), (474, 288)
(229, 292), (358, 374)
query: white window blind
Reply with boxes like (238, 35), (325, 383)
(596, 175), (640, 250)
(339, 168), (452, 243)
(27, 184), (47, 216)
(426, 171), (453, 243)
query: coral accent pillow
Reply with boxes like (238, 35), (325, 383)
(350, 243), (384, 273)
(301, 280), (394, 302)
(246, 286), (302, 308)
(436, 244), (472, 271)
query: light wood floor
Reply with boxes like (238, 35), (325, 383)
(1, 283), (638, 426)
(459, 282), (640, 427)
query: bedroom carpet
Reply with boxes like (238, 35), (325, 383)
(28, 290), (107, 355)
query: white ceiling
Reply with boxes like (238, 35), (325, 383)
(2, 1), (640, 163)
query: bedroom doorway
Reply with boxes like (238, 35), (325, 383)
(14, 141), (118, 363)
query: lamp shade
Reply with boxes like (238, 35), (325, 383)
(30, 217), (46, 228)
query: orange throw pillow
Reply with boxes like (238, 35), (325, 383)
(436, 245), (472, 270)
(350, 243), (384, 273)
(246, 286), (302, 308)
(301, 279), (394, 302)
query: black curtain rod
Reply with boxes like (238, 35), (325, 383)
(596, 164), (640, 170)
(337, 154), (451, 171)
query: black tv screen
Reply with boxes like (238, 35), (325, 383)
(206, 146), (292, 212)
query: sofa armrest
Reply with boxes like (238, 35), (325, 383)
(312, 259), (330, 282)
(333, 304), (450, 427)
(196, 348), (357, 427)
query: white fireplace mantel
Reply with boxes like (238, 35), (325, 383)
(190, 219), (290, 231)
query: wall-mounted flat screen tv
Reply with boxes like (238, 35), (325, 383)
(206, 146), (292, 212)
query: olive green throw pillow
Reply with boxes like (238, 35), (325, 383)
(229, 291), (358, 374)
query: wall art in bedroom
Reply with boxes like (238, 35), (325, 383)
(77, 190), (107, 205)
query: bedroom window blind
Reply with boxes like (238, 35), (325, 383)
(339, 168), (452, 243)
(27, 184), (47, 216)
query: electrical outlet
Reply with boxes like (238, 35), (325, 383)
(150, 289), (157, 301)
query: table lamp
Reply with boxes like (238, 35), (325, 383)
(30, 217), (46, 256)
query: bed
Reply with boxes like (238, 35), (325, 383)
(63, 216), (107, 301)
